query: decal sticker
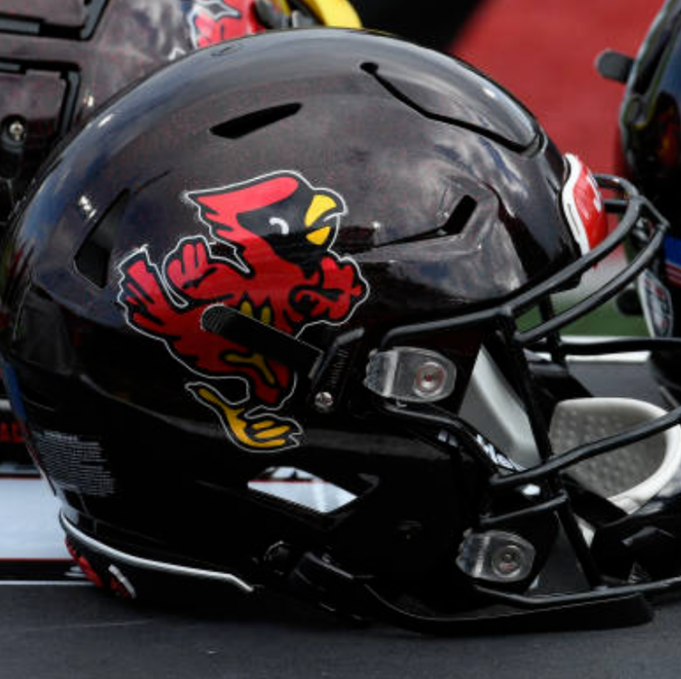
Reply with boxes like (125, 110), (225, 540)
(66, 541), (104, 589)
(562, 153), (608, 254)
(638, 270), (674, 338)
(118, 171), (368, 453)
(31, 429), (116, 497)
(187, 0), (260, 48)
(438, 429), (523, 472)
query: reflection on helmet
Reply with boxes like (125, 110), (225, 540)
(1, 28), (680, 633)
(0, 0), (361, 226)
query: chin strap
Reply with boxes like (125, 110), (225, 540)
(65, 510), (660, 633)
(276, 548), (655, 634)
(202, 304), (323, 377)
(362, 584), (653, 635)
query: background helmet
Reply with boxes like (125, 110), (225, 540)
(0, 0), (361, 227)
(598, 0), (681, 402)
(0, 29), (677, 632)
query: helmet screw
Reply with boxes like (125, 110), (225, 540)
(396, 520), (423, 544)
(263, 541), (293, 576)
(413, 360), (448, 398)
(491, 543), (526, 579)
(6, 118), (27, 143)
(314, 391), (334, 413)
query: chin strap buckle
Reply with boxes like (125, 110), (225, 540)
(290, 552), (371, 624)
(264, 544), (371, 623)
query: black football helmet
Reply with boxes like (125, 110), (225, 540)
(0, 0), (361, 227)
(1, 28), (680, 632)
(598, 0), (681, 403)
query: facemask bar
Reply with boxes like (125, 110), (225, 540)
(360, 174), (681, 629)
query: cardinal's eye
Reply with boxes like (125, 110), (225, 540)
(269, 217), (290, 235)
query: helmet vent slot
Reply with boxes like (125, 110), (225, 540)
(360, 62), (531, 152)
(75, 190), (129, 288)
(210, 103), (302, 140)
(439, 194), (477, 237)
(385, 194), (477, 246)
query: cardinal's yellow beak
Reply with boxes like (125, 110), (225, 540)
(305, 193), (339, 246)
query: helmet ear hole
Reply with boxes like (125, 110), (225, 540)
(248, 466), (360, 514)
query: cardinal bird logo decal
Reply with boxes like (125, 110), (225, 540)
(117, 171), (368, 453)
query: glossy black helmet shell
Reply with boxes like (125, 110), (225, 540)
(2, 28), (673, 632)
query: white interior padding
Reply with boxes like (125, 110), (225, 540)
(549, 398), (681, 513)
(248, 467), (357, 514)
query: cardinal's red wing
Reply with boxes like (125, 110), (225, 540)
(119, 252), (184, 338)
(291, 256), (366, 322)
(165, 236), (243, 303)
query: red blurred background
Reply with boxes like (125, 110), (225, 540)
(452, 0), (660, 174)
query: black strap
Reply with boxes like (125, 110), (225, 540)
(202, 305), (323, 377)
